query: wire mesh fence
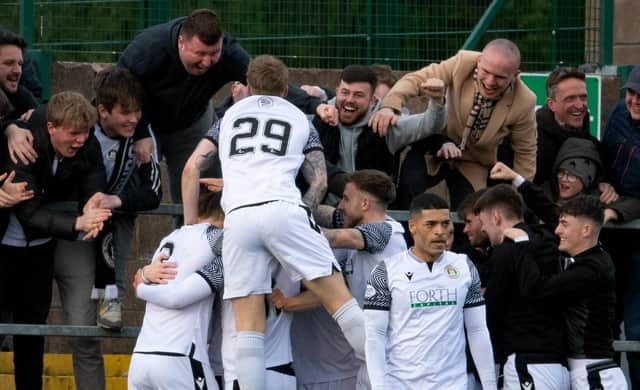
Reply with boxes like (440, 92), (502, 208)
(0, 0), (606, 72)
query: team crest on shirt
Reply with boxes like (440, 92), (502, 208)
(107, 149), (117, 161)
(365, 285), (376, 299)
(444, 265), (459, 279)
(258, 96), (274, 108)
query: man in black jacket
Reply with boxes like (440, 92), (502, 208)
(1, 30), (39, 168)
(535, 67), (617, 207)
(1, 91), (112, 390)
(86, 66), (162, 331)
(119, 9), (333, 212)
(474, 184), (570, 389)
(507, 195), (628, 389)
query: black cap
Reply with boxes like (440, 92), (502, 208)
(623, 65), (640, 93)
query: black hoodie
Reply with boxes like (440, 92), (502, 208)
(520, 137), (640, 224)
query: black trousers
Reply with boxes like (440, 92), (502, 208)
(397, 146), (476, 210)
(0, 241), (55, 390)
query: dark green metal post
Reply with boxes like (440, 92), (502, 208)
(551, 0), (558, 67)
(138, 0), (147, 29)
(19, 0), (34, 45)
(462, 0), (505, 50)
(599, 0), (613, 65)
(366, 0), (373, 63)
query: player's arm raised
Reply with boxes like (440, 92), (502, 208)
(323, 223), (392, 253)
(300, 149), (328, 211)
(182, 138), (218, 224)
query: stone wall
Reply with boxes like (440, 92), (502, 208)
(43, 62), (623, 354)
(614, 0), (640, 65)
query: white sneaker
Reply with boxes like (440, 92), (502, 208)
(97, 298), (122, 331)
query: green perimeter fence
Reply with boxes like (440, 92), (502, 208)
(1, 0), (612, 72)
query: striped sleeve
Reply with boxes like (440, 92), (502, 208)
(206, 226), (223, 257)
(356, 222), (392, 254)
(303, 125), (323, 153)
(464, 258), (485, 308)
(364, 262), (391, 311)
(196, 255), (224, 293)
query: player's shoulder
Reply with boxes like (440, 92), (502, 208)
(173, 222), (215, 243)
(383, 216), (405, 235)
(442, 250), (472, 266)
(383, 249), (411, 271)
(442, 250), (476, 276)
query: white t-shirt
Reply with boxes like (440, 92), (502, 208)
(364, 249), (484, 388)
(209, 95), (322, 212)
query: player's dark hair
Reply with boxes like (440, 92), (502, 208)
(180, 9), (223, 45)
(558, 195), (604, 229)
(473, 184), (524, 221)
(94, 66), (144, 113)
(247, 55), (288, 96)
(0, 30), (27, 51)
(198, 190), (223, 219)
(345, 169), (396, 208)
(409, 193), (449, 219)
(370, 64), (398, 89)
(546, 67), (586, 99)
(456, 188), (487, 219)
(340, 65), (377, 91)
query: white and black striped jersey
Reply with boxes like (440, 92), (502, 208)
(207, 95), (322, 213)
(133, 223), (221, 366)
(338, 217), (407, 306)
(364, 249), (483, 388)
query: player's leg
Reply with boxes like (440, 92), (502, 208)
(302, 274), (365, 360)
(263, 202), (365, 359)
(223, 207), (275, 390)
(231, 294), (267, 390)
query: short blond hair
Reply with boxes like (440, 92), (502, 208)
(247, 55), (288, 96)
(47, 91), (97, 129)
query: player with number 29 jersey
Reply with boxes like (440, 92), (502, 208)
(207, 94), (322, 213)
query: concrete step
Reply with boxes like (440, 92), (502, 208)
(0, 352), (130, 390)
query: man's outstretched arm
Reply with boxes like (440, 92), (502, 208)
(182, 138), (218, 224)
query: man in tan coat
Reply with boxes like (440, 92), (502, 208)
(370, 39), (537, 209)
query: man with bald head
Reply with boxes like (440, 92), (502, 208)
(371, 39), (537, 209)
